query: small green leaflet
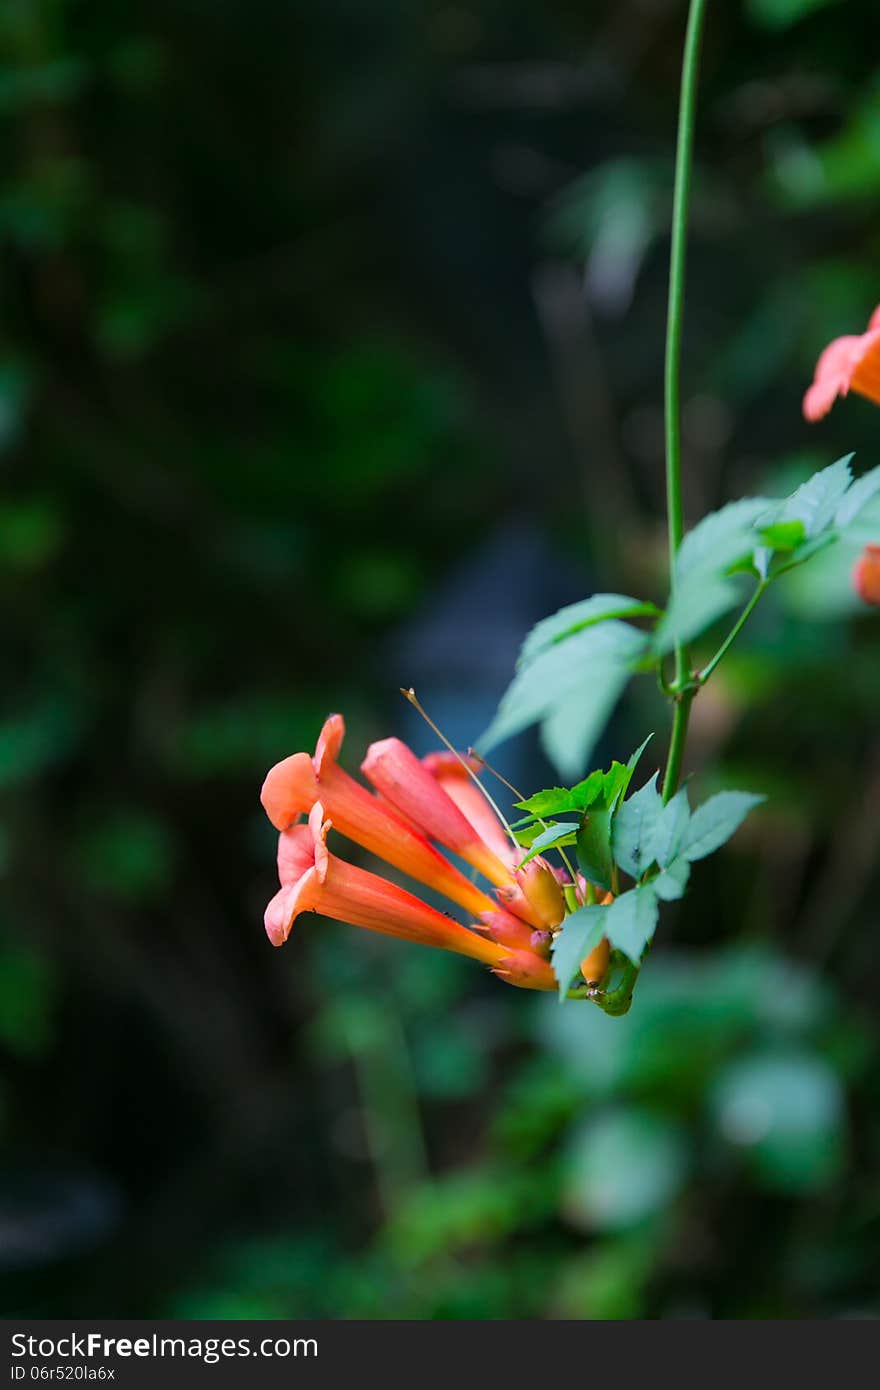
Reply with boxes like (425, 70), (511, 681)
(516, 821), (579, 869)
(652, 496), (772, 654)
(604, 885), (660, 964)
(680, 791), (765, 861)
(653, 856), (691, 900)
(517, 594), (661, 669)
(765, 455), (853, 539)
(611, 772), (664, 879)
(615, 733), (654, 808)
(576, 809), (614, 892)
(479, 620), (648, 778)
(652, 459), (874, 654)
(651, 786), (691, 868)
(572, 737), (655, 890)
(538, 662), (636, 781)
(676, 497), (775, 579)
(836, 463), (880, 528)
(514, 769), (606, 819)
(551, 903), (608, 999)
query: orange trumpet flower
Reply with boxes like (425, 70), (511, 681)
(803, 305), (880, 422)
(264, 804), (556, 991)
(260, 715), (495, 919)
(421, 751), (518, 869)
(361, 737), (515, 890)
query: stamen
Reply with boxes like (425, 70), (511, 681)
(466, 748), (525, 801)
(400, 687), (520, 852)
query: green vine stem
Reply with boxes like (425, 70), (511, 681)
(661, 0), (710, 807)
(697, 581), (767, 684)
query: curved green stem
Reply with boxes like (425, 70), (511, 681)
(661, 0), (710, 805)
(697, 581), (767, 684)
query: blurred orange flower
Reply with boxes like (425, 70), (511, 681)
(853, 543), (880, 606)
(803, 305), (880, 421)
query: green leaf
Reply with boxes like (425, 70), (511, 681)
(681, 791), (764, 862)
(651, 787), (691, 868)
(480, 621), (648, 772)
(768, 455), (853, 538)
(516, 821), (579, 869)
(652, 856), (691, 901)
(604, 885), (660, 964)
(616, 734), (654, 807)
(518, 594), (660, 669)
(611, 772), (663, 879)
(576, 809), (614, 892)
(653, 574), (747, 654)
(758, 519), (806, 550)
(551, 904), (609, 999)
(677, 497), (774, 580)
(539, 672), (629, 782)
(836, 463), (880, 529)
(514, 769), (605, 819)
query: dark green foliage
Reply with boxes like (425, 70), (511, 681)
(2, 0), (880, 1324)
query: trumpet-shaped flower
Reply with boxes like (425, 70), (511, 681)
(803, 305), (880, 422)
(261, 717), (575, 993)
(364, 738), (565, 929)
(361, 737), (515, 890)
(421, 752), (518, 868)
(261, 716), (495, 919)
(264, 804), (556, 991)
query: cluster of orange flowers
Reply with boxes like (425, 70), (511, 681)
(260, 715), (608, 991)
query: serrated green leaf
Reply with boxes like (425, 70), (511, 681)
(681, 791), (765, 862)
(577, 809), (614, 891)
(651, 787), (691, 868)
(480, 621), (648, 770)
(677, 498), (774, 580)
(769, 455), (853, 538)
(518, 594), (660, 669)
(512, 789), (570, 820)
(616, 734), (654, 807)
(551, 904), (609, 999)
(611, 772), (663, 879)
(539, 674), (628, 782)
(653, 856), (691, 901)
(604, 885), (659, 964)
(758, 519), (806, 550)
(512, 824), (541, 847)
(516, 821), (579, 868)
(836, 464), (880, 529)
(514, 769), (605, 819)
(653, 574), (746, 654)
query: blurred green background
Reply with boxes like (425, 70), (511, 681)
(2, 0), (880, 1319)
